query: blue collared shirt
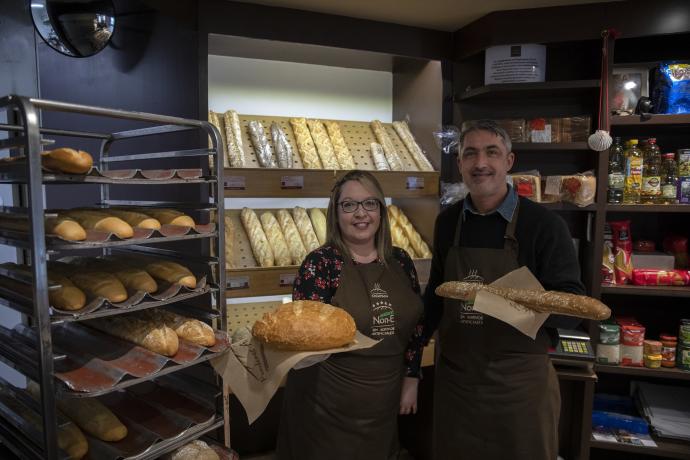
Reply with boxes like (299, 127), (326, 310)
(462, 183), (518, 222)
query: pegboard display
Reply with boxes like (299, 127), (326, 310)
(222, 114), (431, 171)
(227, 301), (282, 334)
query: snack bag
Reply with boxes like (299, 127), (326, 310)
(609, 220), (633, 284)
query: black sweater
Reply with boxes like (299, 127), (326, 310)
(421, 196), (585, 344)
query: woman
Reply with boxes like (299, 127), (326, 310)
(277, 170), (424, 460)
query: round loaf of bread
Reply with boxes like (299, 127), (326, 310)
(252, 300), (356, 351)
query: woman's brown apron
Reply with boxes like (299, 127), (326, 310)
(277, 256), (423, 460)
(433, 202), (560, 460)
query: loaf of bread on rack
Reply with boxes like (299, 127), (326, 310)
(208, 110), (228, 169)
(136, 208), (195, 228)
(260, 211), (291, 266)
(371, 120), (403, 171)
(248, 120), (277, 168)
(389, 221), (416, 258)
(307, 119), (339, 169)
(292, 206), (320, 252)
(49, 272), (87, 310)
(309, 208), (327, 245)
(41, 148), (93, 174)
(0, 216), (87, 241)
(240, 208), (274, 267)
(26, 381), (127, 442)
(252, 300), (356, 351)
(387, 205), (431, 258)
(168, 440), (220, 460)
(370, 142), (390, 171)
(271, 122), (293, 169)
(435, 282), (611, 320)
(290, 118), (322, 169)
(276, 209), (308, 265)
(324, 120), (356, 169)
(110, 266), (158, 294)
(143, 260), (197, 289)
(105, 209), (161, 230)
(140, 309), (216, 347)
(392, 121), (434, 171)
(224, 215), (236, 269)
(60, 209), (133, 239)
(88, 315), (179, 356)
(223, 110), (245, 168)
(66, 271), (128, 303)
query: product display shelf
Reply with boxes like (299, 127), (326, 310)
(0, 95), (228, 460)
(458, 79), (600, 101)
(512, 142), (591, 151)
(600, 285), (690, 298)
(611, 114), (690, 126)
(606, 204), (690, 213)
(595, 364), (690, 381)
(589, 438), (690, 460)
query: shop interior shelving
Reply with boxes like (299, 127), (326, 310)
(0, 95), (228, 460)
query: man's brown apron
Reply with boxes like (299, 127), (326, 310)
(433, 201), (560, 460)
(277, 256), (423, 460)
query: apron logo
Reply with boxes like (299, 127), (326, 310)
(459, 269), (484, 326)
(370, 283), (396, 336)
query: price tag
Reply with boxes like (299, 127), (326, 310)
(227, 276), (249, 290)
(279, 273), (296, 287)
(281, 175), (304, 189)
(224, 176), (246, 190)
(545, 176), (562, 196)
(406, 176), (425, 190)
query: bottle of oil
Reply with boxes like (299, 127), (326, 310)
(660, 153), (678, 204)
(623, 139), (643, 204)
(607, 137), (625, 204)
(641, 138), (662, 204)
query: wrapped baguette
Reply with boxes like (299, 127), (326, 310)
(307, 119), (339, 169)
(143, 260), (197, 288)
(290, 118), (322, 169)
(276, 209), (308, 265)
(392, 121), (434, 171)
(371, 120), (403, 171)
(388, 205), (431, 258)
(61, 210), (133, 239)
(26, 382), (127, 442)
(271, 122), (293, 168)
(309, 208), (327, 245)
(324, 120), (356, 169)
(208, 111), (228, 169)
(260, 211), (291, 266)
(292, 206), (320, 252)
(88, 315), (179, 356)
(370, 142), (390, 171)
(41, 147), (93, 174)
(240, 208), (274, 267)
(136, 208), (195, 227)
(141, 309), (216, 347)
(223, 110), (245, 168)
(105, 209), (161, 230)
(248, 120), (277, 168)
(435, 282), (611, 320)
(252, 300), (356, 351)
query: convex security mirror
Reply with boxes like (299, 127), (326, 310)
(30, 0), (115, 57)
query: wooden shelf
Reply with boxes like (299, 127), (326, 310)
(458, 79), (600, 101)
(611, 114), (690, 126)
(223, 168), (439, 198)
(590, 437), (690, 459)
(595, 364), (690, 381)
(541, 202), (597, 212)
(606, 204), (690, 213)
(512, 142), (590, 151)
(601, 285), (690, 297)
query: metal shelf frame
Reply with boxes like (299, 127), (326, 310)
(0, 94), (227, 460)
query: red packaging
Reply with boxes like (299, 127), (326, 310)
(663, 235), (689, 269)
(632, 269), (690, 286)
(609, 220), (633, 284)
(621, 324), (646, 346)
(601, 224), (615, 285)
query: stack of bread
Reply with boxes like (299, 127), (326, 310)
(387, 205), (432, 259)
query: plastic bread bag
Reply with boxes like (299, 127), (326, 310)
(270, 122), (293, 168)
(440, 181), (468, 206)
(651, 62), (690, 114)
(248, 120), (277, 168)
(433, 125), (460, 156)
(561, 170), (596, 207)
(510, 170), (541, 202)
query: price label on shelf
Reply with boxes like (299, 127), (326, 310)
(227, 276), (250, 290)
(281, 175), (304, 189)
(224, 176), (246, 190)
(279, 273), (296, 287)
(406, 176), (425, 190)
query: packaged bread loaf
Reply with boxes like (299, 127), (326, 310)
(276, 209), (308, 265)
(512, 174), (542, 202)
(252, 300), (356, 351)
(388, 205), (432, 258)
(324, 120), (356, 169)
(292, 206), (320, 252)
(61, 209), (133, 239)
(309, 208), (327, 245)
(26, 381), (127, 442)
(371, 120), (403, 171)
(241, 208), (275, 267)
(208, 111), (228, 169)
(270, 122), (293, 168)
(143, 260), (197, 288)
(223, 110), (245, 168)
(137, 208), (195, 227)
(105, 209), (161, 230)
(248, 120), (277, 168)
(561, 174), (596, 207)
(140, 309), (216, 347)
(167, 440), (220, 460)
(392, 121), (434, 171)
(307, 119), (339, 169)
(260, 211), (291, 266)
(88, 315), (179, 356)
(370, 142), (390, 171)
(435, 282), (611, 320)
(290, 118), (322, 169)
(41, 147), (93, 174)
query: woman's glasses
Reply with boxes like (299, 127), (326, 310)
(338, 199), (380, 213)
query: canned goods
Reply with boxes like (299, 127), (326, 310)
(680, 319), (690, 345)
(644, 354), (662, 369)
(644, 340), (662, 355)
(678, 344), (690, 371)
(661, 334), (678, 368)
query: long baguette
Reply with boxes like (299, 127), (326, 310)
(0, 216), (87, 241)
(61, 210), (133, 239)
(143, 260), (197, 289)
(435, 282), (611, 320)
(88, 315), (179, 356)
(105, 209), (161, 230)
(136, 208), (195, 228)
(68, 271), (128, 303)
(42, 148), (93, 174)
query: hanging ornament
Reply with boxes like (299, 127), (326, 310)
(588, 129), (613, 151)
(589, 29), (618, 152)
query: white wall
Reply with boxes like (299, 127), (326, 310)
(208, 55), (393, 122)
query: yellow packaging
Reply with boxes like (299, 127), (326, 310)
(643, 353), (662, 369)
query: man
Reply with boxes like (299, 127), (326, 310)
(422, 120), (584, 460)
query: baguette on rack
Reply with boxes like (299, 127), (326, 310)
(224, 216), (236, 269)
(67, 271), (128, 303)
(307, 119), (339, 169)
(143, 260), (197, 289)
(387, 205), (431, 258)
(259, 211), (291, 266)
(392, 121), (434, 171)
(0, 216), (87, 241)
(136, 208), (195, 228)
(324, 120), (356, 169)
(41, 148), (93, 174)
(370, 142), (390, 171)
(49, 272), (87, 310)
(223, 110), (245, 168)
(252, 300), (356, 351)
(110, 266), (158, 293)
(140, 309), (216, 347)
(371, 120), (403, 171)
(88, 315), (179, 356)
(435, 282), (611, 320)
(248, 120), (277, 168)
(309, 208), (327, 245)
(208, 111), (228, 169)
(240, 208), (274, 267)
(276, 209), (308, 265)
(290, 118), (322, 169)
(61, 209), (133, 239)
(292, 206), (320, 252)
(271, 122), (293, 169)
(105, 209), (161, 230)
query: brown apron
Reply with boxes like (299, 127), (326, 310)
(433, 201), (560, 460)
(277, 256), (423, 460)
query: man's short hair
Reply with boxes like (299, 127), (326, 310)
(459, 120), (512, 154)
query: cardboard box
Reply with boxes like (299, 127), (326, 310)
(632, 252), (675, 270)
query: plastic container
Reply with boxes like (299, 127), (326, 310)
(643, 340), (662, 355)
(644, 353), (662, 368)
(661, 334), (678, 368)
